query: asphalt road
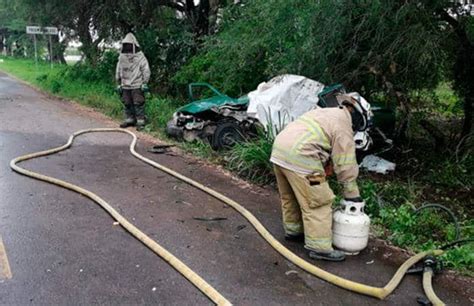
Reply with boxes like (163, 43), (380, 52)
(0, 71), (471, 305)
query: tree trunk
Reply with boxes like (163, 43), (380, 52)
(208, 0), (220, 34)
(451, 25), (474, 141)
(438, 9), (473, 142)
(459, 50), (473, 140)
(0, 33), (4, 55)
(367, 64), (412, 143)
(78, 30), (99, 65)
(13, 40), (23, 57)
(76, 7), (100, 65)
(461, 93), (473, 139)
(156, 0), (218, 37)
(420, 119), (446, 149)
(52, 35), (67, 64)
(196, 0), (210, 36)
(181, 0), (212, 38)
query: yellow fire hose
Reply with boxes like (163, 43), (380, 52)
(10, 128), (445, 304)
(423, 268), (446, 306)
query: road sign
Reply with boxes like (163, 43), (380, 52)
(26, 26), (59, 35)
(26, 26), (43, 35)
(26, 26), (59, 69)
(43, 27), (59, 35)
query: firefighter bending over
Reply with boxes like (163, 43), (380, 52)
(270, 93), (371, 261)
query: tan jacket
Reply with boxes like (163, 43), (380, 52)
(115, 33), (151, 89)
(271, 107), (360, 198)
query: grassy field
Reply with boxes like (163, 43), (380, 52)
(0, 58), (124, 118)
(1, 56), (472, 275)
(0, 57), (180, 134)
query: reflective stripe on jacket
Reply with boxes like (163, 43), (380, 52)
(270, 107), (360, 198)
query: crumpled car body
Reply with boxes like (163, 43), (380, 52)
(166, 80), (395, 151)
(166, 83), (258, 149)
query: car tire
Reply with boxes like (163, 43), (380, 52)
(211, 122), (244, 150)
(166, 119), (184, 139)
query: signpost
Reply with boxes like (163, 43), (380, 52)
(26, 26), (59, 69)
(26, 26), (41, 67)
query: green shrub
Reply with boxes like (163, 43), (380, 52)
(423, 154), (473, 191)
(62, 50), (118, 84)
(36, 74), (48, 82)
(358, 180), (381, 217)
(49, 79), (63, 93)
(145, 97), (181, 131)
(225, 131), (274, 184)
(376, 204), (473, 274)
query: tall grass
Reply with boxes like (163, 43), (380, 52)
(145, 97), (181, 131)
(0, 56), (181, 128)
(225, 130), (274, 184)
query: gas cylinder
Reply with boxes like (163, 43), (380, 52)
(332, 199), (370, 254)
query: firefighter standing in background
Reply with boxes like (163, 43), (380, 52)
(116, 33), (151, 130)
(271, 93), (372, 261)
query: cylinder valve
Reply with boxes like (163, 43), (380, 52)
(332, 199), (370, 254)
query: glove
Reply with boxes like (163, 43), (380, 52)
(115, 85), (123, 95)
(344, 197), (364, 203)
(141, 84), (150, 93)
(324, 162), (334, 176)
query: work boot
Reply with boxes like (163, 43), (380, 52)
(135, 103), (146, 131)
(136, 118), (146, 131)
(284, 233), (305, 242)
(120, 117), (136, 128)
(120, 103), (136, 128)
(308, 249), (346, 262)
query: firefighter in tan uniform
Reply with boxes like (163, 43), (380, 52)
(271, 93), (371, 261)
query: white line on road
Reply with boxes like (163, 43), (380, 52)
(0, 235), (12, 280)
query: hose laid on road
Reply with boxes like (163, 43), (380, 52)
(10, 128), (231, 306)
(10, 128), (444, 303)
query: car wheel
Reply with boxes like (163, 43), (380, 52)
(166, 119), (184, 139)
(211, 122), (244, 150)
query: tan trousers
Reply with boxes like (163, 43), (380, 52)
(274, 165), (335, 251)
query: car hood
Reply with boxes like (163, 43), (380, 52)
(177, 95), (249, 115)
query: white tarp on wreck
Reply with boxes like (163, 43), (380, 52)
(247, 74), (325, 135)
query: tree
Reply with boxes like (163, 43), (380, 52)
(150, 0), (225, 37)
(176, 0), (473, 145)
(435, 3), (474, 141)
(0, 0), (29, 56)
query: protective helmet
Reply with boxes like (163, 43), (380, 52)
(341, 92), (373, 132)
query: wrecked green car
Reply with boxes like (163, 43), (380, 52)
(166, 80), (395, 151)
(166, 83), (259, 150)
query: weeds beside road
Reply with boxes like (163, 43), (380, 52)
(0, 57), (472, 276)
